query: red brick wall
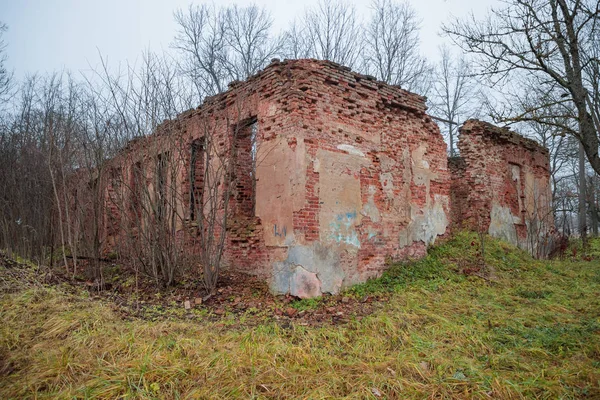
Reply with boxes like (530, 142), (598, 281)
(70, 60), (553, 295)
(278, 60), (450, 285)
(450, 120), (553, 255)
(71, 59), (454, 294)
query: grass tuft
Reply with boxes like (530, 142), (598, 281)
(1, 233), (599, 399)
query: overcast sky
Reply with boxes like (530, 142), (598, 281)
(1, 0), (500, 79)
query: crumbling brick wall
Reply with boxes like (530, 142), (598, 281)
(450, 120), (553, 257)
(71, 60), (553, 297)
(259, 60), (451, 297)
(75, 59), (452, 297)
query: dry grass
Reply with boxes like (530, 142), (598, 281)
(1, 233), (599, 399)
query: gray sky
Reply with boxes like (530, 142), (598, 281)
(1, 0), (500, 78)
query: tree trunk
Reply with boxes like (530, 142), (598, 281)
(578, 142), (588, 248)
(590, 174), (599, 237)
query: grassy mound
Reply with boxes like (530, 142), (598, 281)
(1, 233), (599, 399)
(348, 231), (534, 296)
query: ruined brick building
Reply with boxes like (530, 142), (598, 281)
(77, 59), (553, 297)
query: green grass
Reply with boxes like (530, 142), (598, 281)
(569, 235), (600, 260)
(289, 297), (323, 311)
(1, 232), (599, 399)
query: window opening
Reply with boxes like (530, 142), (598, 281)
(190, 138), (205, 221)
(232, 118), (258, 217)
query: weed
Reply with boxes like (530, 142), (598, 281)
(515, 288), (552, 299)
(290, 297), (322, 311)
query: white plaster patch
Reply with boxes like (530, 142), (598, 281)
(361, 185), (381, 223)
(270, 243), (345, 297)
(313, 157), (321, 173)
(317, 149), (365, 252)
(488, 203), (518, 246)
(511, 164), (520, 181)
(411, 144), (438, 188)
(399, 195), (449, 247)
(336, 144), (365, 157)
(289, 265), (322, 299)
(414, 198), (448, 245)
(380, 172), (394, 200)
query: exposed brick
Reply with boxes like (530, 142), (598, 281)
(69, 60), (553, 295)
(450, 120), (553, 256)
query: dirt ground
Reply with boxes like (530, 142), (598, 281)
(0, 252), (384, 327)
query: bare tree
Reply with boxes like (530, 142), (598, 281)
(588, 173), (599, 235)
(193, 118), (234, 296)
(579, 141), (588, 243)
(444, 0), (600, 175)
(281, 20), (310, 60)
(83, 51), (194, 287)
(42, 73), (83, 275)
(529, 120), (575, 197)
(0, 76), (53, 261)
(298, 0), (363, 68)
(173, 4), (228, 98)
(223, 5), (281, 79)
(429, 46), (476, 156)
(0, 22), (13, 105)
(521, 176), (555, 258)
(0, 70), (91, 269)
(173, 4), (280, 100)
(363, 0), (432, 93)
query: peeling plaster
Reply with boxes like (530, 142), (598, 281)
(328, 212), (361, 248)
(361, 185), (381, 223)
(524, 171), (536, 215)
(255, 137), (306, 246)
(488, 203), (518, 246)
(337, 144), (365, 157)
(379, 173), (394, 200)
(411, 144), (439, 192)
(399, 195), (449, 247)
(510, 164), (524, 214)
(317, 149), (365, 252)
(379, 154), (396, 172)
(270, 243), (345, 297)
(395, 143), (449, 248)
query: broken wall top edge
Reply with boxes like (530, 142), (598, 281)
(107, 58), (431, 164)
(460, 119), (549, 155)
